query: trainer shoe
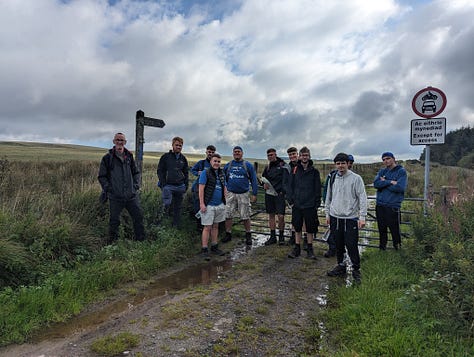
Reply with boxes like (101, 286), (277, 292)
(327, 264), (347, 277)
(306, 246), (317, 260)
(264, 235), (277, 246)
(200, 248), (210, 261)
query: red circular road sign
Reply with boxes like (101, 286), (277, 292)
(412, 86), (447, 118)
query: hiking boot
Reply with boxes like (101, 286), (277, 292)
(327, 264), (347, 277)
(323, 249), (336, 258)
(211, 244), (225, 256)
(303, 235), (308, 251)
(278, 231), (285, 245)
(352, 269), (361, 283)
(306, 245), (316, 260)
(200, 248), (210, 261)
(288, 244), (301, 259)
(264, 235), (277, 246)
(288, 231), (295, 246)
(222, 231), (232, 243)
(245, 232), (252, 246)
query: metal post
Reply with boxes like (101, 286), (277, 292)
(135, 110), (145, 185)
(423, 145), (430, 215)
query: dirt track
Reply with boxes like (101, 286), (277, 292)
(0, 236), (343, 357)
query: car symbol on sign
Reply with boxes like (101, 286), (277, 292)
(422, 100), (436, 113)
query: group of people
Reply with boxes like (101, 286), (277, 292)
(98, 132), (408, 282)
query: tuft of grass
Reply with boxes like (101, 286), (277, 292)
(90, 331), (139, 356)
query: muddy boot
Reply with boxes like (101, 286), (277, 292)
(288, 244), (301, 259)
(303, 234), (308, 251)
(278, 230), (285, 245)
(288, 231), (295, 246)
(200, 247), (210, 261)
(264, 230), (277, 246)
(222, 231), (232, 243)
(306, 244), (316, 260)
(210, 243), (225, 256)
(245, 232), (252, 246)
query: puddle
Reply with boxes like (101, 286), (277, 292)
(31, 259), (232, 342)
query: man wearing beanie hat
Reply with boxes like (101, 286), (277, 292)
(325, 153), (367, 283)
(374, 152), (408, 250)
(223, 146), (259, 245)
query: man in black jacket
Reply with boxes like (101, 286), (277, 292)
(286, 146), (322, 259)
(157, 137), (189, 227)
(262, 148), (290, 245)
(98, 132), (144, 244)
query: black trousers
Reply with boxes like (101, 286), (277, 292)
(109, 196), (145, 242)
(376, 205), (401, 248)
(330, 216), (360, 270)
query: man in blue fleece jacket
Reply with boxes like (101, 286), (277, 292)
(373, 151), (407, 250)
(223, 146), (258, 245)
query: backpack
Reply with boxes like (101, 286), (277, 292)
(191, 159), (207, 192)
(226, 160), (250, 180)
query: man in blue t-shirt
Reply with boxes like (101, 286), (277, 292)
(223, 146), (258, 245)
(198, 153), (227, 260)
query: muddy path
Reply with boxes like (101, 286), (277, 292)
(0, 235), (344, 357)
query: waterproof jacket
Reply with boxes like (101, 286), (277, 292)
(262, 157), (290, 194)
(287, 160), (322, 209)
(373, 164), (407, 208)
(325, 170), (367, 221)
(157, 151), (189, 189)
(283, 160), (298, 196)
(98, 147), (140, 201)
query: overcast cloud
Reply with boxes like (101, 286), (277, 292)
(1, 0), (473, 162)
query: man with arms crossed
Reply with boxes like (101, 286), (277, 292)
(373, 151), (407, 250)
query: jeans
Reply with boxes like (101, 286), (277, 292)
(162, 184), (186, 227)
(109, 196), (145, 242)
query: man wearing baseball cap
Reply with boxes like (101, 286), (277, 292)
(373, 152), (408, 250)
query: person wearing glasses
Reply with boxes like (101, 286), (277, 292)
(373, 152), (407, 250)
(98, 132), (145, 243)
(157, 137), (189, 228)
(191, 145), (216, 230)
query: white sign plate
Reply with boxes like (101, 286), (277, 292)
(410, 117), (446, 145)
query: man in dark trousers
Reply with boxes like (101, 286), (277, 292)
(157, 136), (189, 228)
(325, 153), (367, 283)
(373, 151), (407, 250)
(98, 132), (144, 243)
(262, 148), (290, 245)
(286, 146), (322, 260)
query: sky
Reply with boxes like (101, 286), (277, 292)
(1, 0), (473, 162)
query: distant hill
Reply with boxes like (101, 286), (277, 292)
(420, 126), (474, 169)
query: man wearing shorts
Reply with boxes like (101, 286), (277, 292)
(198, 153), (227, 260)
(287, 147), (322, 259)
(223, 146), (258, 245)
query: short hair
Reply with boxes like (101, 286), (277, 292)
(287, 147), (298, 154)
(266, 148), (276, 154)
(299, 146), (310, 155)
(206, 145), (216, 151)
(211, 153), (221, 159)
(172, 136), (183, 145)
(333, 152), (349, 163)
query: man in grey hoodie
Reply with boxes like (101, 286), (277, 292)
(325, 153), (367, 283)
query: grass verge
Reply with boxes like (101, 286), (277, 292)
(317, 249), (474, 356)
